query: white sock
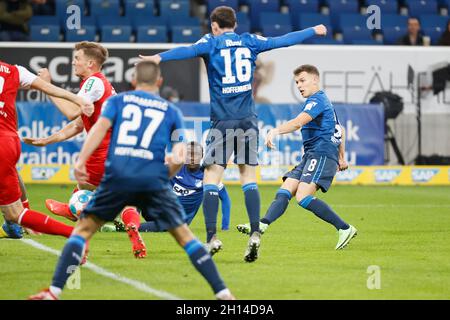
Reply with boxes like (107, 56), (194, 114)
(49, 286), (62, 298)
(215, 288), (231, 299)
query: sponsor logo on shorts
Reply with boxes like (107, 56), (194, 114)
(412, 169), (439, 183)
(335, 169), (363, 182)
(374, 169), (401, 183)
(172, 183), (196, 196)
(31, 167), (60, 180)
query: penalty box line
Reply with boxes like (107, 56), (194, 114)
(20, 238), (182, 300)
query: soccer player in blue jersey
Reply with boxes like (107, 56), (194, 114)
(138, 141), (231, 233)
(29, 61), (234, 300)
(237, 65), (357, 250)
(139, 6), (327, 262)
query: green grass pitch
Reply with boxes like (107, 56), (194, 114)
(1, 184), (449, 300)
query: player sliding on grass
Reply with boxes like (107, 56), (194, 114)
(139, 5), (327, 262)
(0, 59), (93, 241)
(29, 61), (235, 300)
(237, 65), (357, 250)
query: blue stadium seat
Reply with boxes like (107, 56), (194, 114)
(248, 0), (280, 32)
(381, 14), (408, 44)
(207, 0), (239, 15)
(159, 0), (190, 18)
(55, 0), (86, 21)
(420, 14), (449, 44)
(96, 15), (131, 29)
(260, 12), (292, 37)
(298, 13), (333, 36)
(101, 25), (132, 42)
(132, 16), (165, 31)
(136, 25), (168, 42)
(235, 12), (251, 34)
(327, 0), (359, 31)
(438, 0), (450, 8)
(29, 16), (60, 27)
(365, 0), (398, 14)
(124, 0), (155, 17)
(342, 26), (373, 43)
(171, 25), (202, 43)
(405, 0), (438, 16)
(168, 16), (201, 28)
(65, 25), (96, 42)
(285, 0), (319, 28)
(30, 25), (60, 42)
(90, 0), (120, 17)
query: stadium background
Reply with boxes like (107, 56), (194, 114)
(1, 0), (450, 301)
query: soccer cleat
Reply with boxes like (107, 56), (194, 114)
(236, 222), (268, 235)
(205, 236), (223, 256)
(0, 222), (23, 239)
(45, 199), (77, 222)
(113, 218), (126, 232)
(335, 225), (358, 250)
(125, 223), (147, 258)
(216, 288), (236, 300)
(244, 231), (261, 263)
(28, 288), (58, 300)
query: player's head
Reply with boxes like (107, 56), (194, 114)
(73, 41), (108, 78)
(186, 141), (203, 171)
(210, 6), (237, 35)
(132, 61), (163, 90)
(293, 65), (320, 98)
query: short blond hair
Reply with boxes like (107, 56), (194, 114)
(74, 41), (108, 66)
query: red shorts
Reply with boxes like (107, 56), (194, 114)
(0, 136), (21, 206)
(85, 153), (106, 187)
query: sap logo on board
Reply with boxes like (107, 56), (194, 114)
(335, 169), (363, 182)
(31, 167), (60, 181)
(374, 169), (401, 183)
(412, 169), (439, 183)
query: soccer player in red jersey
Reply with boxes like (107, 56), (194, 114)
(24, 42), (145, 257)
(0, 59), (93, 239)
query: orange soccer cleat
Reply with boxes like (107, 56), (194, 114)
(125, 223), (147, 259)
(28, 288), (58, 300)
(46, 199), (77, 222)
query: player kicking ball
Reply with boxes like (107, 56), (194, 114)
(29, 61), (234, 300)
(237, 65), (357, 250)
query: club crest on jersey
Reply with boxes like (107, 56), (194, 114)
(304, 101), (317, 111)
(195, 179), (202, 188)
(84, 79), (95, 92)
(173, 183), (196, 196)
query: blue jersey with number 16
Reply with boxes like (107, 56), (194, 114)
(100, 90), (185, 191)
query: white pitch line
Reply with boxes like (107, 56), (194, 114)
(332, 204), (450, 208)
(20, 239), (182, 300)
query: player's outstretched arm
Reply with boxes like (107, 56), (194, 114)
(338, 125), (349, 171)
(258, 25), (327, 52)
(35, 68), (93, 119)
(23, 116), (84, 146)
(265, 112), (313, 149)
(74, 117), (112, 184)
(140, 38), (208, 63)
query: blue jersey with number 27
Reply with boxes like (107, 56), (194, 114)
(100, 90), (184, 191)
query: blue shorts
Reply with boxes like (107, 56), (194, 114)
(283, 153), (338, 193)
(203, 116), (259, 167)
(81, 184), (186, 231)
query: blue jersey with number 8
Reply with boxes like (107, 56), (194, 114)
(100, 90), (185, 191)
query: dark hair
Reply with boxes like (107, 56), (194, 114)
(74, 41), (108, 66)
(293, 65), (320, 77)
(210, 6), (236, 29)
(134, 61), (160, 85)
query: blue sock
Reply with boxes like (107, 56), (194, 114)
(184, 239), (226, 294)
(261, 189), (291, 225)
(299, 196), (350, 230)
(203, 184), (219, 242)
(52, 235), (86, 289)
(139, 221), (166, 232)
(242, 183), (260, 234)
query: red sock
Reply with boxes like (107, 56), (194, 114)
(121, 208), (141, 228)
(22, 199), (30, 209)
(19, 209), (74, 238)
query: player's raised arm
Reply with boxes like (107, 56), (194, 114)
(253, 25), (327, 53)
(265, 112), (313, 149)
